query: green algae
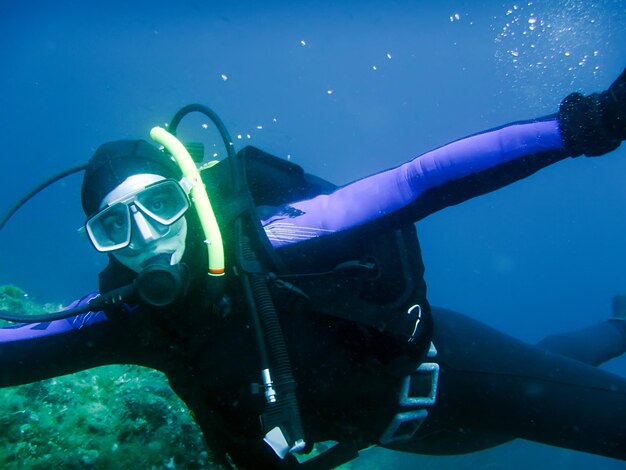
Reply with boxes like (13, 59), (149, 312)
(0, 285), (32, 314)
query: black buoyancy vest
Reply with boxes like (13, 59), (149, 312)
(203, 146), (433, 373)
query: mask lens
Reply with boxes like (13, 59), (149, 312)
(86, 203), (131, 251)
(135, 180), (189, 225)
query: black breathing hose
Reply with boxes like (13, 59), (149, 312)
(0, 164), (88, 230)
(0, 258), (186, 323)
(0, 284), (135, 323)
(241, 235), (304, 444)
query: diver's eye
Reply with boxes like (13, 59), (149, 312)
(104, 214), (124, 230)
(145, 196), (170, 216)
(136, 182), (188, 224)
(101, 213), (128, 242)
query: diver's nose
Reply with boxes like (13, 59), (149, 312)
(130, 205), (160, 245)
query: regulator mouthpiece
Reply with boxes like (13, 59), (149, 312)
(135, 254), (186, 307)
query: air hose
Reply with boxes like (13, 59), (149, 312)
(0, 256), (186, 323)
(240, 233), (305, 456)
(0, 164), (88, 230)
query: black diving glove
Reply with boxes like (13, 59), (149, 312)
(559, 67), (626, 157)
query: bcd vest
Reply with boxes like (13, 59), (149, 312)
(203, 146), (433, 375)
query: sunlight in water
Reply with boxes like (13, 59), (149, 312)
(493, 0), (620, 98)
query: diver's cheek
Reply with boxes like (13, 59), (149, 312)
(164, 219), (188, 264)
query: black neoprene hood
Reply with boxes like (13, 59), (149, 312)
(81, 139), (181, 217)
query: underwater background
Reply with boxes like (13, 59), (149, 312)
(1, 0), (626, 468)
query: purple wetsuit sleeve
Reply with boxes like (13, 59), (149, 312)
(262, 117), (566, 247)
(0, 294), (137, 387)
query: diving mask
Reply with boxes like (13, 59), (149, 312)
(85, 176), (190, 252)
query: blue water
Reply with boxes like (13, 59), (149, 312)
(1, 1), (625, 468)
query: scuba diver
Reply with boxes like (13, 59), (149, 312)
(0, 67), (625, 468)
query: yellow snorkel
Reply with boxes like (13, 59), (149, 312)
(149, 126), (225, 276)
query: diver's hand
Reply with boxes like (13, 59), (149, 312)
(559, 67), (625, 157)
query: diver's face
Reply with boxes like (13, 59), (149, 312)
(93, 174), (189, 273)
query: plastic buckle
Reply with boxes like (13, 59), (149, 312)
(379, 409), (429, 445)
(399, 362), (439, 407)
(379, 343), (439, 445)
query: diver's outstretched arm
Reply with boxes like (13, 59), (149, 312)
(262, 68), (626, 248)
(0, 294), (138, 387)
